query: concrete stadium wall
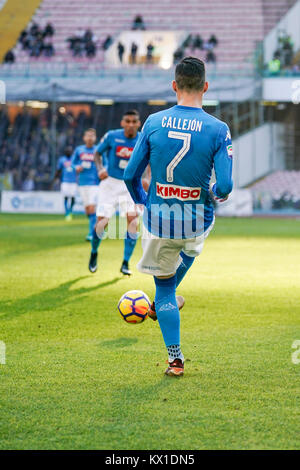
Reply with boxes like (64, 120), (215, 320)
(232, 122), (286, 187)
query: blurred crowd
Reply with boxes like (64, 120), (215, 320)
(67, 28), (99, 58)
(18, 21), (55, 59)
(0, 108), (95, 191)
(173, 34), (218, 65)
(268, 31), (299, 75)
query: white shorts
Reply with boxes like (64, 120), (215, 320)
(96, 176), (137, 218)
(137, 219), (215, 276)
(61, 182), (77, 198)
(79, 185), (99, 208)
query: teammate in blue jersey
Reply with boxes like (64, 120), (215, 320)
(124, 57), (233, 376)
(54, 146), (77, 220)
(71, 128), (100, 241)
(89, 110), (147, 276)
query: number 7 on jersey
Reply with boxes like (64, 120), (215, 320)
(166, 131), (191, 183)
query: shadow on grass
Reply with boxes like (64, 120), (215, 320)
(0, 276), (122, 322)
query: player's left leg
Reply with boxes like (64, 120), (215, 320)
(176, 252), (195, 287)
(175, 218), (216, 286)
(89, 215), (109, 273)
(121, 212), (139, 275)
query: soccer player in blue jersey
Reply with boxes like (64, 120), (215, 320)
(71, 128), (100, 241)
(54, 146), (77, 220)
(89, 110), (144, 275)
(124, 57), (233, 376)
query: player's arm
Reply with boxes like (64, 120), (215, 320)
(95, 132), (110, 180)
(142, 164), (151, 192)
(124, 119), (151, 205)
(71, 148), (83, 173)
(211, 124), (233, 202)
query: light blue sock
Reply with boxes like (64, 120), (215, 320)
(123, 231), (138, 263)
(154, 275), (180, 347)
(91, 227), (104, 254)
(176, 251), (195, 287)
(88, 213), (96, 236)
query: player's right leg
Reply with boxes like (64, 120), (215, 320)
(154, 275), (184, 376)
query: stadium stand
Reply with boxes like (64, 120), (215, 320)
(0, 0), (41, 61)
(5, 0), (298, 67)
(251, 170), (300, 211)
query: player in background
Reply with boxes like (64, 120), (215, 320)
(71, 128), (99, 241)
(54, 146), (77, 220)
(88, 110), (145, 275)
(124, 57), (233, 376)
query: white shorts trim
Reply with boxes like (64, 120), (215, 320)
(96, 176), (137, 218)
(61, 182), (77, 198)
(79, 185), (99, 207)
(137, 218), (215, 276)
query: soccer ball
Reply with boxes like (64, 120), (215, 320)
(118, 290), (151, 324)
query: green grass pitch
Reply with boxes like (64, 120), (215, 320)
(0, 213), (299, 450)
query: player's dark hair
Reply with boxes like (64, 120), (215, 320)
(123, 109), (140, 119)
(84, 128), (96, 135)
(175, 57), (206, 91)
(65, 146), (73, 157)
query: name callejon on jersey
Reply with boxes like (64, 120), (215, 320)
(96, 129), (140, 180)
(124, 105), (233, 239)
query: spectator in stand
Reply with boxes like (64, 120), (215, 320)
(132, 15), (146, 30)
(146, 43), (154, 64)
(282, 38), (293, 66)
(73, 40), (83, 57)
(206, 50), (216, 63)
(22, 169), (35, 191)
(182, 34), (193, 49)
(130, 42), (138, 64)
(192, 34), (203, 50)
(30, 38), (43, 57)
(86, 40), (96, 58)
(208, 34), (218, 47)
(118, 42), (125, 63)
(103, 35), (113, 51)
(83, 29), (93, 44)
(44, 40), (55, 58)
(29, 22), (40, 37)
(43, 22), (55, 38)
(3, 50), (15, 64)
(268, 57), (281, 75)
(173, 46), (184, 65)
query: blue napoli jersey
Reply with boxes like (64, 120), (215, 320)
(57, 156), (77, 184)
(124, 105), (233, 239)
(71, 145), (99, 186)
(96, 129), (140, 180)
